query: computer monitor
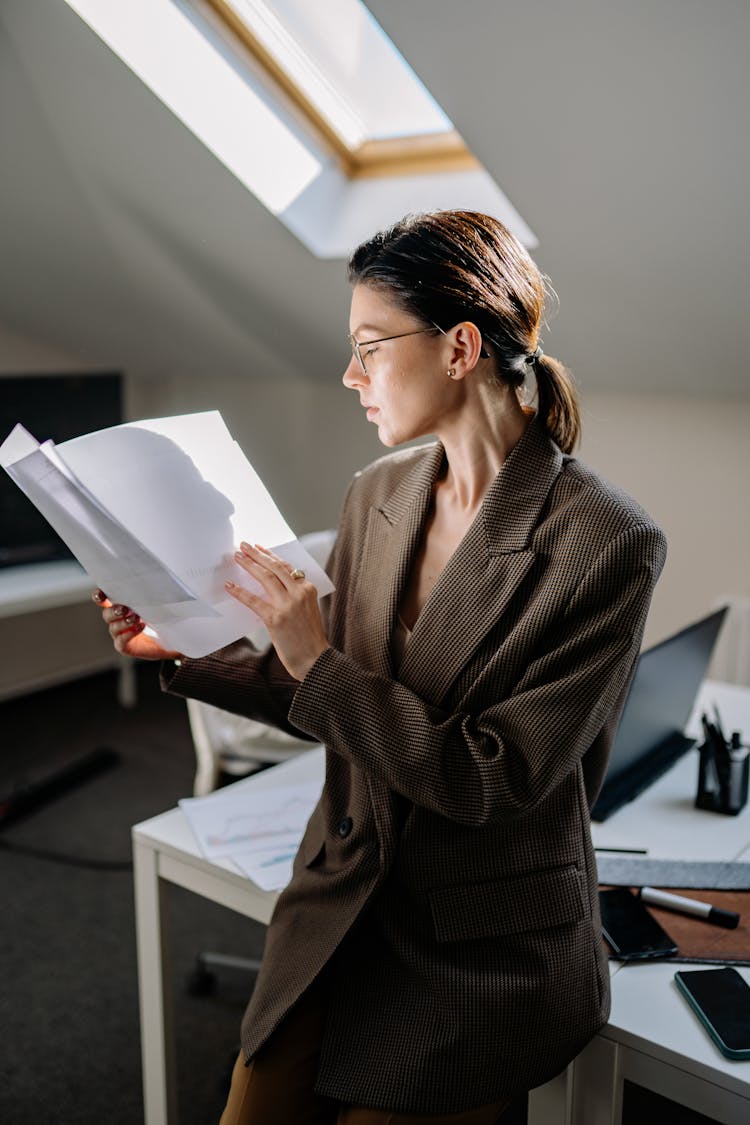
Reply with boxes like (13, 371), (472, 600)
(592, 607), (728, 821)
(0, 372), (122, 567)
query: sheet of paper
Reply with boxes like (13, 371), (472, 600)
(1, 427), (212, 616)
(230, 845), (302, 892)
(0, 412), (335, 657)
(179, 779), (323, 891)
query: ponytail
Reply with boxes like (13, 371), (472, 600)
(532, 354), (581, 455)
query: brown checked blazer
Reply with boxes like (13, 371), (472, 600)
(164, 419), (666, 1114)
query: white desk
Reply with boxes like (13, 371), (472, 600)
(132, 749), (324, 1125)
(531, 961), (750, 1125)
(0, 559), (95, 617)
(529, 679), (750, 1125)
(132, 686), (750, 1125)
(0, 559), (135, 703)
(0, 560), (136, 706)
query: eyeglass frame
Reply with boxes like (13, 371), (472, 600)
(348, 321), (490, 374)
(347, 324), (443, 374)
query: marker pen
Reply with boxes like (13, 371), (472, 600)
(639, 887), (740, 930)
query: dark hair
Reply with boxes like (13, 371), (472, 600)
(347, 210), (580, 453)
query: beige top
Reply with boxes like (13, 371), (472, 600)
(392, 613), (413, 668)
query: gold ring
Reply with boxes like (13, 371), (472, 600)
(289, 568), (305, 581)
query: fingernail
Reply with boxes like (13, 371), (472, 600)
(225, 580), (235, 589)
(125, 614), (137, 625)
(113, 606), (125, 618)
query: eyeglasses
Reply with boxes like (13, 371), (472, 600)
(348, 322), (490, 374)
(348, 324), (444, 374)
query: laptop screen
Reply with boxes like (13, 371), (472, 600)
(604, 606), (728, 786)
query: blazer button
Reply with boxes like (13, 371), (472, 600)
(337, 816), (353, 839)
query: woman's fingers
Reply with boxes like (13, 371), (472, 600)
(225, 543), (327, 681)
(92, 591), (141, 624)
(232, 544), (295, 604)
(235, 543), (307, 591)
(112, 620), (146, 653)
(247, 543), (297, 585)
(94, 597), (145, 645)
(233, 547), (281, 598)
(92, 588), (175, 660)
(103, 603), (131, 624)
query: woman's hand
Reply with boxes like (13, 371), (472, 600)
(226, 543), (329, 681)
(92, 589), (182, 661)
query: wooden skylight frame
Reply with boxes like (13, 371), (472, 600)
(205, 0), (480, 179)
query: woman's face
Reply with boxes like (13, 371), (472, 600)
(343, 283), (452, 447)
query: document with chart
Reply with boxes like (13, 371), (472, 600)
(0, 411), (334, 657)
(179, 778), (324, 890)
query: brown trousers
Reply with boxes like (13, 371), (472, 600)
(219, 974), (510, 1125)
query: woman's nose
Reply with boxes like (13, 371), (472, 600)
(342, 354), (366, 389)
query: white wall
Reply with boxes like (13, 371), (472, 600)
(578, 392), (750, 651)
(0, 319), (142, 420)
(0, 319), (101, 374)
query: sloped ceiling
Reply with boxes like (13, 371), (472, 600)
(369, 0), (750, 398)
(0, 0), (747, 394)
(0, 0), (350, 382)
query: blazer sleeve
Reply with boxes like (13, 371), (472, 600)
(288, 522), (667, 826)
(160, 638), (310, 737)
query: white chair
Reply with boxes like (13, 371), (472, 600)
(188, 699), (314, 796)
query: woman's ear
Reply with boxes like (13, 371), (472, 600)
(446, 321), (486, 379)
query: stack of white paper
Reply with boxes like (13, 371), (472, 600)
(0, 411), (334, 657)
(179, 777), (324, 890)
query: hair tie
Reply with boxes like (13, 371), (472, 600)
(525, 344), (543, 366)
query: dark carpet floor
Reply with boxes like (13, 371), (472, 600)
(0, 665), (266, 1125)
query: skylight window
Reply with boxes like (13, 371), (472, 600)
(217, 0), (451, 145)
(205, 0), (477, 177)
(63, 0), (536, 257)
(63, 0), (323, 213)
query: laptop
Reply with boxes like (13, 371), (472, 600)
(592, 606), (728, 821)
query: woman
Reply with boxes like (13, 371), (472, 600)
(98, 211), (666, 1123)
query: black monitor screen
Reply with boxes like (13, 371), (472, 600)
(606, 607), (727, 783)
(0, 372), (123, 567)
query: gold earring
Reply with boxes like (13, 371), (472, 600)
(447, 368), (456, 379)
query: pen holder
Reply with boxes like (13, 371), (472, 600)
(696, 740), (749, 815)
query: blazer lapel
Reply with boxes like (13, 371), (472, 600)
(398, 421), (563, 704)
(353, 444), (445, 679)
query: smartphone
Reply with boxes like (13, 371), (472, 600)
(674, 967), (750, 1060)
(599, 887), (678, 960)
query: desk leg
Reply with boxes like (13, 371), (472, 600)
(117, 656), (137, 708)
(527, 1037), (623, 1125)
(527, 1065), (573, 1125)
(569, 1037), (622, 1125)
(133, 838), (177, 1125)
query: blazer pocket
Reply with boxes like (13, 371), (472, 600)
(427, 864), (586, 943)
